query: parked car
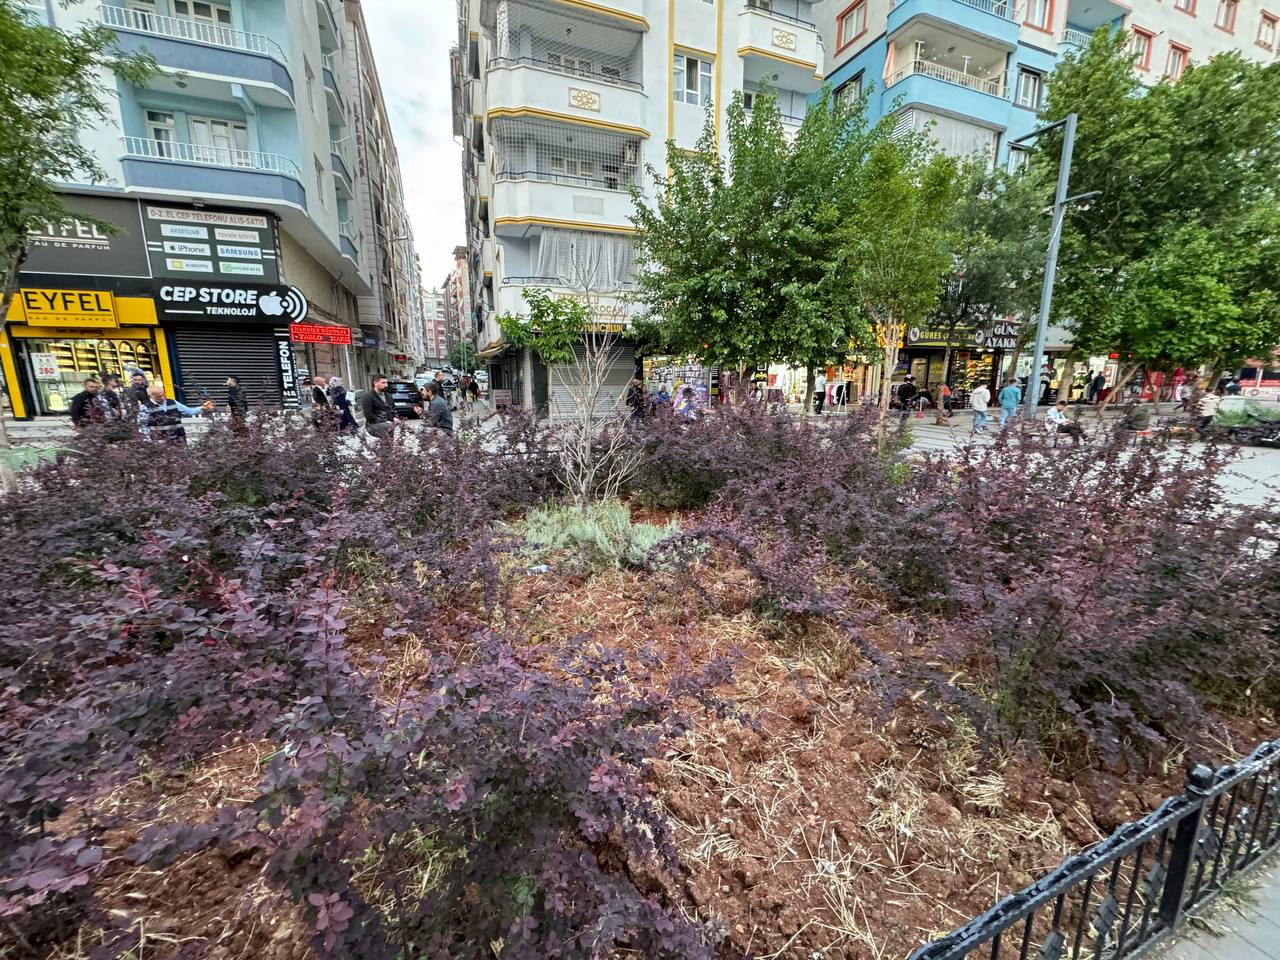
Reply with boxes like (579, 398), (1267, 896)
(387, 380), (424, 420)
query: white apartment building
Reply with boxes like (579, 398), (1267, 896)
(453, 0), (823, 411)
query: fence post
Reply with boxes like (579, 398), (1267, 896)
(1157, 764), (1215, 932)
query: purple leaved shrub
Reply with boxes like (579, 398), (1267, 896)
(0, 419), (719, 958)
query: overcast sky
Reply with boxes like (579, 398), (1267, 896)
(363, 2), (463, 291)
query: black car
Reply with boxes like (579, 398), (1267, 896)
(387, 381), (424, 420)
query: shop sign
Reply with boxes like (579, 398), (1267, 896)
(361, 335), (380, 348)
(290, 322), (353, 346)
(18, 288), (117, 328)
(393, 354), (409, 362)
(31, 353), (60, 381)
(144, 204), (279, 284)
(24, 195), (151, 279)
(154, 283), (309, 324)
(907, 325), (981, 348)
(273, 328), (301, 410)
(976, 321), (1020, 351)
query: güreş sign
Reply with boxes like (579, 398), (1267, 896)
(153, 283), (309, 324)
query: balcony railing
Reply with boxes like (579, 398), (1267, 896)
(486, 56), (643, 91)
(742, 1), (817, 29)
(322, 51), (341, 75)
(495, 169), (638, 192)
(889, 0), (1012, 18)
(100, 4), (288, 63)
(503, 275), (637, 290)
(887, 59), (1008, 98)
(1062, 27), (1092, 46)
(123, 137), (303, 180)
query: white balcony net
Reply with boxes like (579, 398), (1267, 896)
(491, 0), (643, 88)
(490, 116), (642, 192)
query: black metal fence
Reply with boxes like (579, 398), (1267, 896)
(909, 739), (1280, 960)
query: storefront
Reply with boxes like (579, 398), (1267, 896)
(899, 321), (1011, 408)
(1, 287), (175, 418)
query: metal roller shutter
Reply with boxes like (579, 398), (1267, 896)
(548, 342), (636, 420)
(169, 324), (283, 409)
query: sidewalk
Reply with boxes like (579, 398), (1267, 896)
(1155, 858), (1280, 960)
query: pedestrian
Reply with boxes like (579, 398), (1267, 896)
(997, 380), (1021, 428)
(225, 376), (249, 430)
(675, 386), (698, 419)
(625, 377), (646, 421)
(431, 370), (450, 406)
(329, 377), (358, 431)
(310, 376), (336, 429)
(129, 372), (149, 405)
(360, 375), (399, 438)
(1176, 380), (1193, 412)
(1045, 400), (1083, 444)
(970, 382), (991, 434)
(1224, 377), (1242, 396)
(814, 370), (827, 415)
(138, 385), (212, 443)
(1195, 389), (1221, 435)
(896, 376), (918, 419)
(69, 377), (119, 429)
(940, 381), (953, 416)
(468, 376), (481, 409)
(422, 382), (454, 433)
(1090, 371), (1106, 404)
(655, 384), (671, 407)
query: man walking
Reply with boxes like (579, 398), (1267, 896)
(970, 382), (991, 434)
(423, 382), (453, 433)
(225, 376), (249, 430)
(1090, 371), (1106, 404)
(309, 376), (335, 429)
(69, 378), (120, 429)
(360, 375), (398, 438)
(813, 370), (827, 415)
(998, 380), (1022, 428)
(138, 385), (213, 443)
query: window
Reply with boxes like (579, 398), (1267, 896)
(1007, 146), (1030, 174)
(835, 74), (863, 105)
(673, 52), (712, 106)
(126, 0), (157, 30)
(549, 156), (594, 181)
(1260, 12), (1278, 49)
(1173, 0), (1195, 12)
(305, 60), (316, 115)
(146, 110), (176, 157)
(1131, 28), (1154, 70)
(1165, 43), (1189, 80)
(1216, 0), (1238, 31)
(1025, 0), (1051, 30)
(548, 52), (593, 77)
(742, 90), (755, 111)
(1016, 68), (1045, 109)
(836, 1), (867, 50)
(172, 0), (234, 44)
(315, 158), (326, 207)
(189, 116), (250, 166)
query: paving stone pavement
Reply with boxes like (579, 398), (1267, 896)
(1154, 859), (1280, 960)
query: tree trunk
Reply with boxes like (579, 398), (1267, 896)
(1099, 364), (1139, 418)
(878, 327), (901, 449)
(803, 363), (814, 417)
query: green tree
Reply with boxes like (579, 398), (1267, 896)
(450, 339), (477, 372)
(629, 95), (790, 397)
(496, 286), (590, 366)
(0, 1), (154, 440)
(841, 135), (961, 425)
(1040, 31), (1280, 388)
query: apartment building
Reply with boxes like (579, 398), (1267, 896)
(444, 244), (472, 365)
(1, 0), (422, 419)
(453, 0), (824, 412)
(422, 286), (451, 364)
(819, 0), (1279, 171)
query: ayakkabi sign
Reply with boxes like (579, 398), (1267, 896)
(154, 283), (309, 324)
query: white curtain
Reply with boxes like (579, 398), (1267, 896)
(914, 110), (997, 164)
(535, 229), (635, 290)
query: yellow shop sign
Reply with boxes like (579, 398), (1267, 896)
(15, 288), (118, 328)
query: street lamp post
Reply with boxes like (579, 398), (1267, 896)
(1009, 113), (1099, 419)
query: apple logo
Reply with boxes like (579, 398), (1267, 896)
(260, 291), (285, 317)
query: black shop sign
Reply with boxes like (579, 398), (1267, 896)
(24, 195), (151, 279)
(154, 282), (309, 324)
(975, 320), (1020, 351)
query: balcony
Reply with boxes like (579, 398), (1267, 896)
(491, 177), (637, 236)
(738, 3), (822, 93)
(887, 59), (1007, 98)
(121, 137), (307, 210)
(1060, 27), (1093, 50)
(330, 140), (354, 198)
(315, 0), (342, 51)
(888, 0), (1019, 49)
(339, 226), (359, 264)
(480, 0), (648, 31)
(100, 4), (293, 107)
(322, 52), (346, 120)
(485, 60), (648, 136)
